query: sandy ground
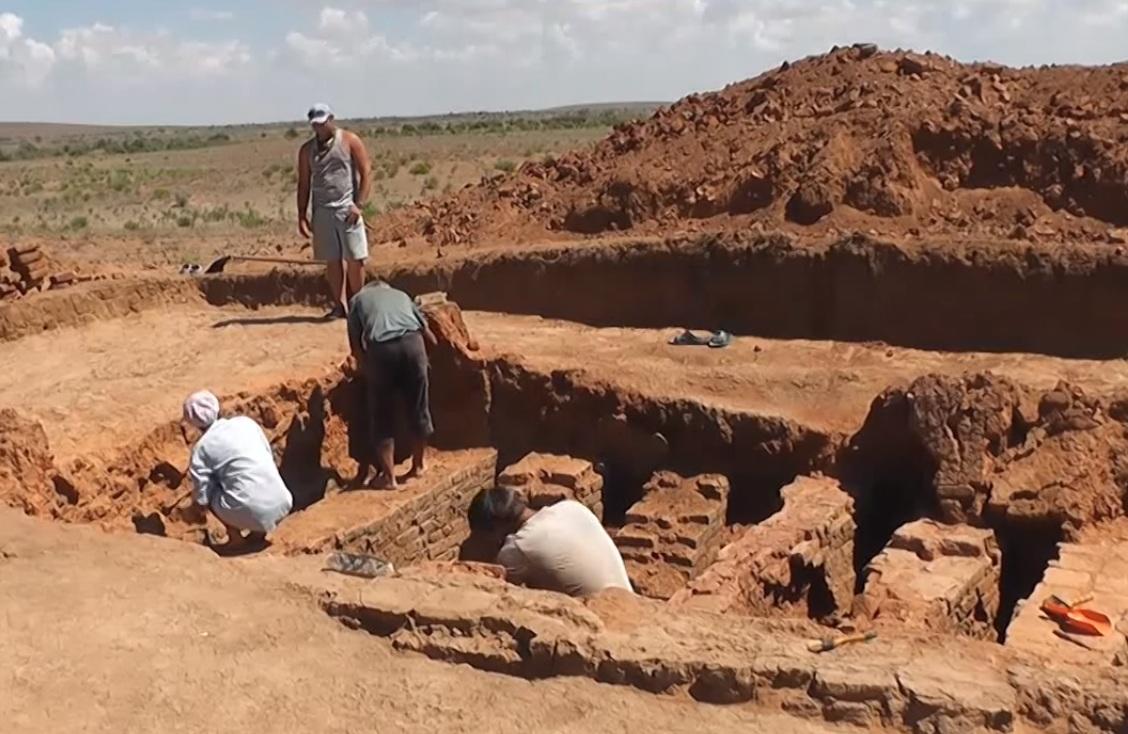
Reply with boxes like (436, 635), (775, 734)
(7, 302), (1128, 465)
(466, 312), (1128, 434)
(0, 508), (841, 734)
(0, 303), (347, 460)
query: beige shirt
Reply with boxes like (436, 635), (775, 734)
(497, 500), (634, 597)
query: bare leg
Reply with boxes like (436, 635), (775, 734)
(345, 259), (366, 304)
(373, 438), (397, 489)
(215, 516), (246, 550)
(404, 436), (428, 480)
(325, 261), (346, 314)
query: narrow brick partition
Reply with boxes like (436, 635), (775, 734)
(613, 471), (730, 599)
(670, 475), (855, 617)
(271, 448), (497, 567)
(497, 452), (604, 517)
(858, 520), (1001, 640)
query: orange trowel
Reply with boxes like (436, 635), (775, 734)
(1040, 593), (1112, 637)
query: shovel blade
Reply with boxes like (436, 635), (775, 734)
(204, 256), (230, 275)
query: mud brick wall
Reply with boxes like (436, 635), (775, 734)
(1006, 540), (1128, 665)
(346, 452), (496, 567)
(859, 520), (1001, 640)
(671, 475), (855, 618)
(275, 449), (497, 568)
(613, 471), (729, 599)
(497, 452), (604, 516)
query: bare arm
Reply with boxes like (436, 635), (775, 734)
(348, 132), (372, 208)
(296, 141), (312, 238)
(347, 308), (364, 359)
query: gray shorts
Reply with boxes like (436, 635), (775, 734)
(312, 207), (369, 262)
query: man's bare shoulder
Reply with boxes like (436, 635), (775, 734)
(343, 129), (368, 151)
(298, 138), (314, 154)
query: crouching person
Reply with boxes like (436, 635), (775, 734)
(182, 390), (293, 552)
(467, 486), (634, 597)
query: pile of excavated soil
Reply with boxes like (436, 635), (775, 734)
(374, 45), (1128, 249)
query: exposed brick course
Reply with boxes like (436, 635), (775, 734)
(614, 471), (729, 599)
(671, 475), (855, 618)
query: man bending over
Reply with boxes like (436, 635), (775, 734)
(183, 391), (294, 552)
(467, 487), (634, 597)
(347, 281), (437, 488)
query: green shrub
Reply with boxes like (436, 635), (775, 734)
(423, 176), (439, 190)
(237, 208), (265, 228)
(123, 220), (140, 231)
(494, 159), (517, 173)
(176, 215), (193, 228)
(409, 161), (431, 176)
(68, 216), (88, 230)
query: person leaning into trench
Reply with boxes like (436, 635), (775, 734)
(346, 280), (438, 489)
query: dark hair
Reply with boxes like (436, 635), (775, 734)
(468, 487), (527, 533)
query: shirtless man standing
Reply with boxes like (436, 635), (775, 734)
(296, 103), (373, 318)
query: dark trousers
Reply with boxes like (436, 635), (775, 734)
(362, 331), (434, 442)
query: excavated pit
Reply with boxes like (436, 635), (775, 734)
(4, 234), (1128, 730)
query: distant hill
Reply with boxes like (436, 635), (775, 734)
(0, 102), (665, 161)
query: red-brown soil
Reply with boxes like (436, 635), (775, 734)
(375, 46), (1128, 249)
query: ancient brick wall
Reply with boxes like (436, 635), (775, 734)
(671, 475), (855, 618)
(497, 452), (604, 516)
(613, 471), (729, 599)
(858, 519), (1001, 640)
(272, 448), (497, 568)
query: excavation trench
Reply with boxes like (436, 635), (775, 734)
(2, 240), (1120, 656)
(2, 338), (1067, 648)
(191, 232), (1128, 359)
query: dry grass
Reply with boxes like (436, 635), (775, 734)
(0, 108), (655, 268)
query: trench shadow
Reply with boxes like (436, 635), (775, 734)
(212, 315), (333, 329)
(280, 384), (330, 511)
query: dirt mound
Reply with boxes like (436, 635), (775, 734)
(374, 45), (1128, 249)
(844, 373), (1128, 539)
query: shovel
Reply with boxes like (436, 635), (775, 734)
(1040, 594), (1113, 637)
(204, 255), (326, 275)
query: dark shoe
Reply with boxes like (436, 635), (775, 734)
(324, 304), (347, 320)
(708, 330), (733, 349)
(669, 329), (709, 346)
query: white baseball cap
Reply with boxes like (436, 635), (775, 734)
(307, 103), (333, 125)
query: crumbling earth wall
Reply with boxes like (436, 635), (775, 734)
(670, 475), (855, 619)
(843, 373), (1128, 538)
(313, 567), (1128, 733)
(0, 299), (490, 543)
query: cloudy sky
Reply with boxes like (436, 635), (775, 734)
(1, 1), (1126, 125)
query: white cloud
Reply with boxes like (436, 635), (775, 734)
(55, 23), (251, 81)
(4, 1), (1128, 124)
(283, 7), (418, 69)
(0, 12), (56, 87)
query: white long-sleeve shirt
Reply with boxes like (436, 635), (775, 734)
(188, 416), (293, 533)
